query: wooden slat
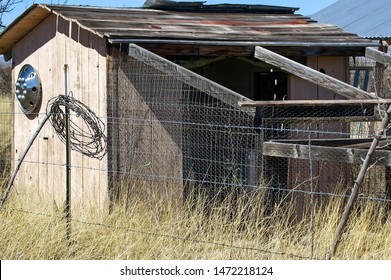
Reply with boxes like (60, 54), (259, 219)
(269, 138), (376, 147)
(365, 47), (391, 65)
(263, 141), (391, 166)
(135, 43), (368, 57)
(138, 43), (255, 56)
(252, 102), (380, 122)
(239, 99), (391, 107)
(266, 138), (391, 149)
(254, 46), (377, 100)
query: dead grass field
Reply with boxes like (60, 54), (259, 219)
(1, 93), (391, 260)
(1, 180), (391, 260)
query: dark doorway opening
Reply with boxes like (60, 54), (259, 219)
(254, 71), (288, 214)
(254, 71), (287, 101)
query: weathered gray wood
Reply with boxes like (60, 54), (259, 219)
(272, 137), (376, 147)
(239, 99), (391, 107)
(263, 141), (391, 167)
(133, 43), (368, 57)
(254, 46), (377, 100)
(110, 39), (373, 56)
(0, 114), (51, 210)
(365, 47), (391, 66)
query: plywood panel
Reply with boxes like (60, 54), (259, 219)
(12, 14), (58, 203)
(287, 55), (352, 218)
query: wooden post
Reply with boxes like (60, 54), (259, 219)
(377, 41), (391, 210)
(64, 64), (71, 242)
(374, 40), (389, 96)
(366, 42), (391, 211)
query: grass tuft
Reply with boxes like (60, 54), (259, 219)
(1, 181), (391, 260)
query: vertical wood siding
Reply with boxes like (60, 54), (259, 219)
(12, 14), (107, 209)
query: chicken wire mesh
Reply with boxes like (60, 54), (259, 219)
(0, 45), (390, 216)
(1, 46), (391, 260)
(107, 46), (260, 204)
(105, 45), (391, 215)
(0, 93), (12, 176)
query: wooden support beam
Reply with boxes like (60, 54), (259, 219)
(254, 46), (377, 100)
(368, 42), (391, 218)
(263, 141), (391, 167)
(271, 138), (377, 147)
(365, 47), (391, 66)
(239, 99), (391, 107)
(253, 103), (379, 123)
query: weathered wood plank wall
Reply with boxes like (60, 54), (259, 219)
(12, 14), (108, 209)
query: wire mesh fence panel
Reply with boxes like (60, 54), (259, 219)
(106, 45), (391, 225)
(107, 46), (260, 206)
(2, 46), (391, 259)
(0, 93), (12, 176)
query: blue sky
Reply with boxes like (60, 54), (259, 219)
(3, 0), (338, 27)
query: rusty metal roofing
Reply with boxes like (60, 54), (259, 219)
(0, 3), (376, 56)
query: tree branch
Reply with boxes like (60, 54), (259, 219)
(0, 0), (24, 30)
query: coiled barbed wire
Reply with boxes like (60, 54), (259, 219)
(46, 94), (107, 160)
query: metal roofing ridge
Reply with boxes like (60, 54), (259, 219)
(44, 4), (159, 13)
(0, 4), (107, 45)
(44, 4), (107, 39)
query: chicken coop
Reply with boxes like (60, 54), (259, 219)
(1, 1), (390, 212)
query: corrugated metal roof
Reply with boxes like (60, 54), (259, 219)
(312, 0), (391, 39)
(0, 3), (376, 56)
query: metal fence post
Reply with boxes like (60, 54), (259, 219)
(64, 64), (71, 242)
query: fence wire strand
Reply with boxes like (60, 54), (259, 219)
(0, 52), (391, 259)
(0, 206), (314, 260)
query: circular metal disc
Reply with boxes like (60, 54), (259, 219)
(15, 64), (42, 114)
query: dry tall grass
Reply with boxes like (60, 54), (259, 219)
(1, 179), (391, 260)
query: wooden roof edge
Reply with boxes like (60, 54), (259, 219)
(0, 4), (51, 55)
(0, 4), (378, 58)
(109, 38), (377, 47)
(0, 4), (107, 57)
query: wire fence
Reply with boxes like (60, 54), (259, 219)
(0, 93), (11, 176)
(1, 48), (391, 259)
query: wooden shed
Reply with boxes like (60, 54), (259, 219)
(0, 1), (381, 209)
